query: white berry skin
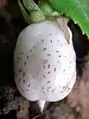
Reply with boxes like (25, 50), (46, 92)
(14, 20), (76, 102)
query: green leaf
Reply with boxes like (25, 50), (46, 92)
(46, 0), (89, 38)
(38, 0), (60, 17)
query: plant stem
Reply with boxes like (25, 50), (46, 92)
(18, 0), (46, 24)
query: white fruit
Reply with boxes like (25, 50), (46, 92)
(14, 20), (76, 105)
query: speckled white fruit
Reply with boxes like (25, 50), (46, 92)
(14, 20), (76, 102)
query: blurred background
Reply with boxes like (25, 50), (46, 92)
(0, 0), (89, 119)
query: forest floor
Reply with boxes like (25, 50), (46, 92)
(0, 0), (89, 119)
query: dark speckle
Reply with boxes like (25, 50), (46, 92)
(23, 80), (25, 83)
(42, 74), (46, 78)
(59, 55), (61, 58)
(23, 72), (25, 76)
(43, 47), (47, 51)
(32, 76), (35, 78)
(42, 39), (44, 42)
(24, 61), (27, 65)
(52, 89), (54, 92)
(28, 84), (31, 87)
(42, 87), (44, 90)
(50, 40), (52, 43)
(27, 56), (28, 59)
(57, 60), (60, 63)
(57, 40), (60, 43)
(47, 54), (51, 56)
(49, 33), (52, 36)
(48, 71), (50, 74)
(63, 69), (66, 72)
(48, 64), (50, 68)
(54, 68), (56, 72)
(68, 88), (71, 91)
(47, 81), (51, 84)
(44, 59), (48, 64)
(43, 65), (45, 69)
(56, 51), (60, 53)
(69, 61), (72, 64)
(42, 87), (45, 93)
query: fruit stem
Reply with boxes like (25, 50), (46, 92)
(18, 0), (46, 24)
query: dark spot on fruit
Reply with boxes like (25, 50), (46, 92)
(59, 55), (61, 58)
(28, 84), (31, 87)
(57, 40), (60, 43)
(49, 33), (52, 36)
(23, 72), (25, 76)
(61, 90), (64, 93)
(43, 65), (45, 69)
(47, 81), (51, 84)
(23, 80), (25, 83)
(63, 69), (66, 72)
(32, 76), (35, 78)
(42, 74), (46, 78)
(24, 61), (26, 65)
(42, 39), (44, 42)
(42, 87), (44, 90)
(43, 47), (47, 51)
(48, 64), (50, 68)
(69, 61), (72, 64)
(52, 89), (54, 92)
(56, 51), (60, 53)
(48, 71), (50, 74)
(44, 60), (48, 64)
(57, 60), (60, 63)
(68, 88), (71, 91)
(27, 56), (28, 59)
(18, 68), (22, 72)
(47, 54), (51, 56)
(54, 68), (56, 72)
(50, 40), (52, 43)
